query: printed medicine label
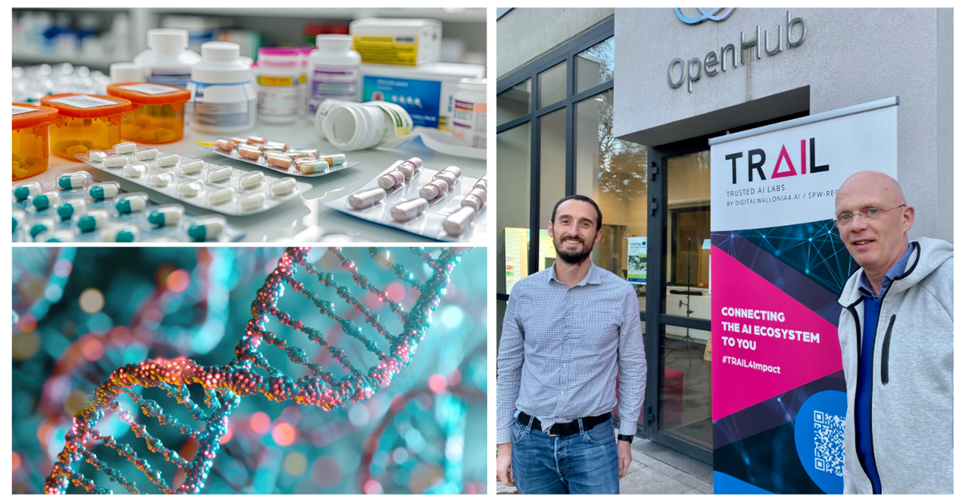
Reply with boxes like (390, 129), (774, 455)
(47, 95), (117, 109)
(118, 84), (180, 95)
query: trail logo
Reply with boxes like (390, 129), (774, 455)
(725, 137), (829, 184)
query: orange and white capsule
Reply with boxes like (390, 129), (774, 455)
(246, 136), (267, 144)
(228, 137), (245, 148)
(266, 154), (294, 169)
(378, 170), (405, 189)
(238, 145), (261, 160)
(215, 139), (233, 151)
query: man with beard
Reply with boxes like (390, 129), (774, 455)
(496, 194), (647, 494)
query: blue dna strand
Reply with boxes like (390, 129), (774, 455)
(43, 246), (470, 494)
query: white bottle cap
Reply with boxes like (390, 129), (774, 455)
(148, 28), (189, 55)
(110, 62), (143, 83)
(202, 42), (241, 62)
(316, 35), (353, 51)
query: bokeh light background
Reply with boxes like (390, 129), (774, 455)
(12, 247), (487, 494)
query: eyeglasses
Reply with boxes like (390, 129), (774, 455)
(834, 204), (906, 228)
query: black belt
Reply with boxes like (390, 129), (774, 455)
(517, 412), (611, 436)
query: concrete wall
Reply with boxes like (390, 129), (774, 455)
(613, 8), (953, 242)
(497, 8), (613, 79)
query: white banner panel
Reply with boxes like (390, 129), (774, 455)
(710, 102), (898, 232)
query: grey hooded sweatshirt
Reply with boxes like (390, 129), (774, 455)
(836, 237), (953, 494)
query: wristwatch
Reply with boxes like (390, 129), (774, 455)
(617, 434), (634, 443)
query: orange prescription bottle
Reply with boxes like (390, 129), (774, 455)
(106, 82), (192, 143)
(40, 93), (133, 160)
(12, 103), (59, 180)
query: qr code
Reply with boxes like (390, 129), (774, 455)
(813, 410), (845, 476)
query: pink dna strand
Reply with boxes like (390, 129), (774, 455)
(44, 246), (470, 494)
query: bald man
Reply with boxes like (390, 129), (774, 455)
(834, 171), (953, 494)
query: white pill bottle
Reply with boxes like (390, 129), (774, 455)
(133, 29), (201, 88)
(306, 35), (361, 115)
(187, 42), (257, 134)
(254, 47), (300, 124)
(452, 78), (487, 149)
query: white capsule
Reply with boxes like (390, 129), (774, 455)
(271, 178), (297, 196)
(114, 142), (137, 155)
(348, 187), (386, 209)
(102, 155), (128, 168)
(240, 193), (266, 210)
(420, 179), (449, 201)
(396, 157), (422, 179)
(123, 163), (146, 178)
(391, 198), (429, 222)
(462, 187), (487, 211)
(180, 160), (204, 175)
(209, 167), (233, 183)
(150, 173), (174, 187)
(179, 181), (202, 197)
(57, 173), (86, 189)
(434, 166), (461, 186)
(378, 170), (405, 189)
(473, 176), (488, 191)
(443, 206), (476, 236)
(88, 150), (106, 162)
(208, 187), (235, 205)
(241, 172), (265, 189)
(136, 149), (158, 161)
(157, 154), (179, 167)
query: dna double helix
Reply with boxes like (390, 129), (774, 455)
(44, 246), (469, 494)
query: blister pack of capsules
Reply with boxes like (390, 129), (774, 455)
(13, 171), (244, 243)
(322, 157), (487, 242)
(75, 142), (311, 216)
(201, 135), (358, 177)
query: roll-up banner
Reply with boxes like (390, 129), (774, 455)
(709, 98), (898, 494)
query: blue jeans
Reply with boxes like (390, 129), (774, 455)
(511, 416), (619, 494)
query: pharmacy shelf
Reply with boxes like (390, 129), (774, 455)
(12, 49), (133, 68)
(145, 8), (487, 23)
(26, 119), (487, 244)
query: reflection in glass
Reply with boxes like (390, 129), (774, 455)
(538, 108), (566, 271)
(574, 90), (647, 314)
(538, 62), (566, 109)
(497, 123), (531, 296)
(660, 150), (712, 450)
(576, 37), (614, 93)
(497, 79), (531, 126)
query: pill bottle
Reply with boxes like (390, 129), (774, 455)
(254, 47), (301, 124)
(306, 35), (361, 115)
(12, 103), (58, 180)
(107, 82), (191, 144)
(297, 47), (313, 118)
(452, 78), (487, 149)
(321, 102), (392, 151)
(40, 93), (132, 160)
(109, 62), (144, 83)
(187, 42), (257, 134)
(133, 28), (202, 88)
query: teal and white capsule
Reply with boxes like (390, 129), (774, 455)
(29, 218), (55, 239)
(101, 226), (137, 242)
(321, 154), (346, 166)
(13, 182), (40, 201)
(31, 191), (60, 211)
(12, 210), (25, 233)
(57, 173), (85, 189)
(89, 183), (120, 200)
(76, 210), (108, 233)
(115, 194), (148, 214)
(187, 217), (226, 241)
(146, 206), (184, 228)
(56, 199), (87, 221)
(114, 142), (136, 155)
